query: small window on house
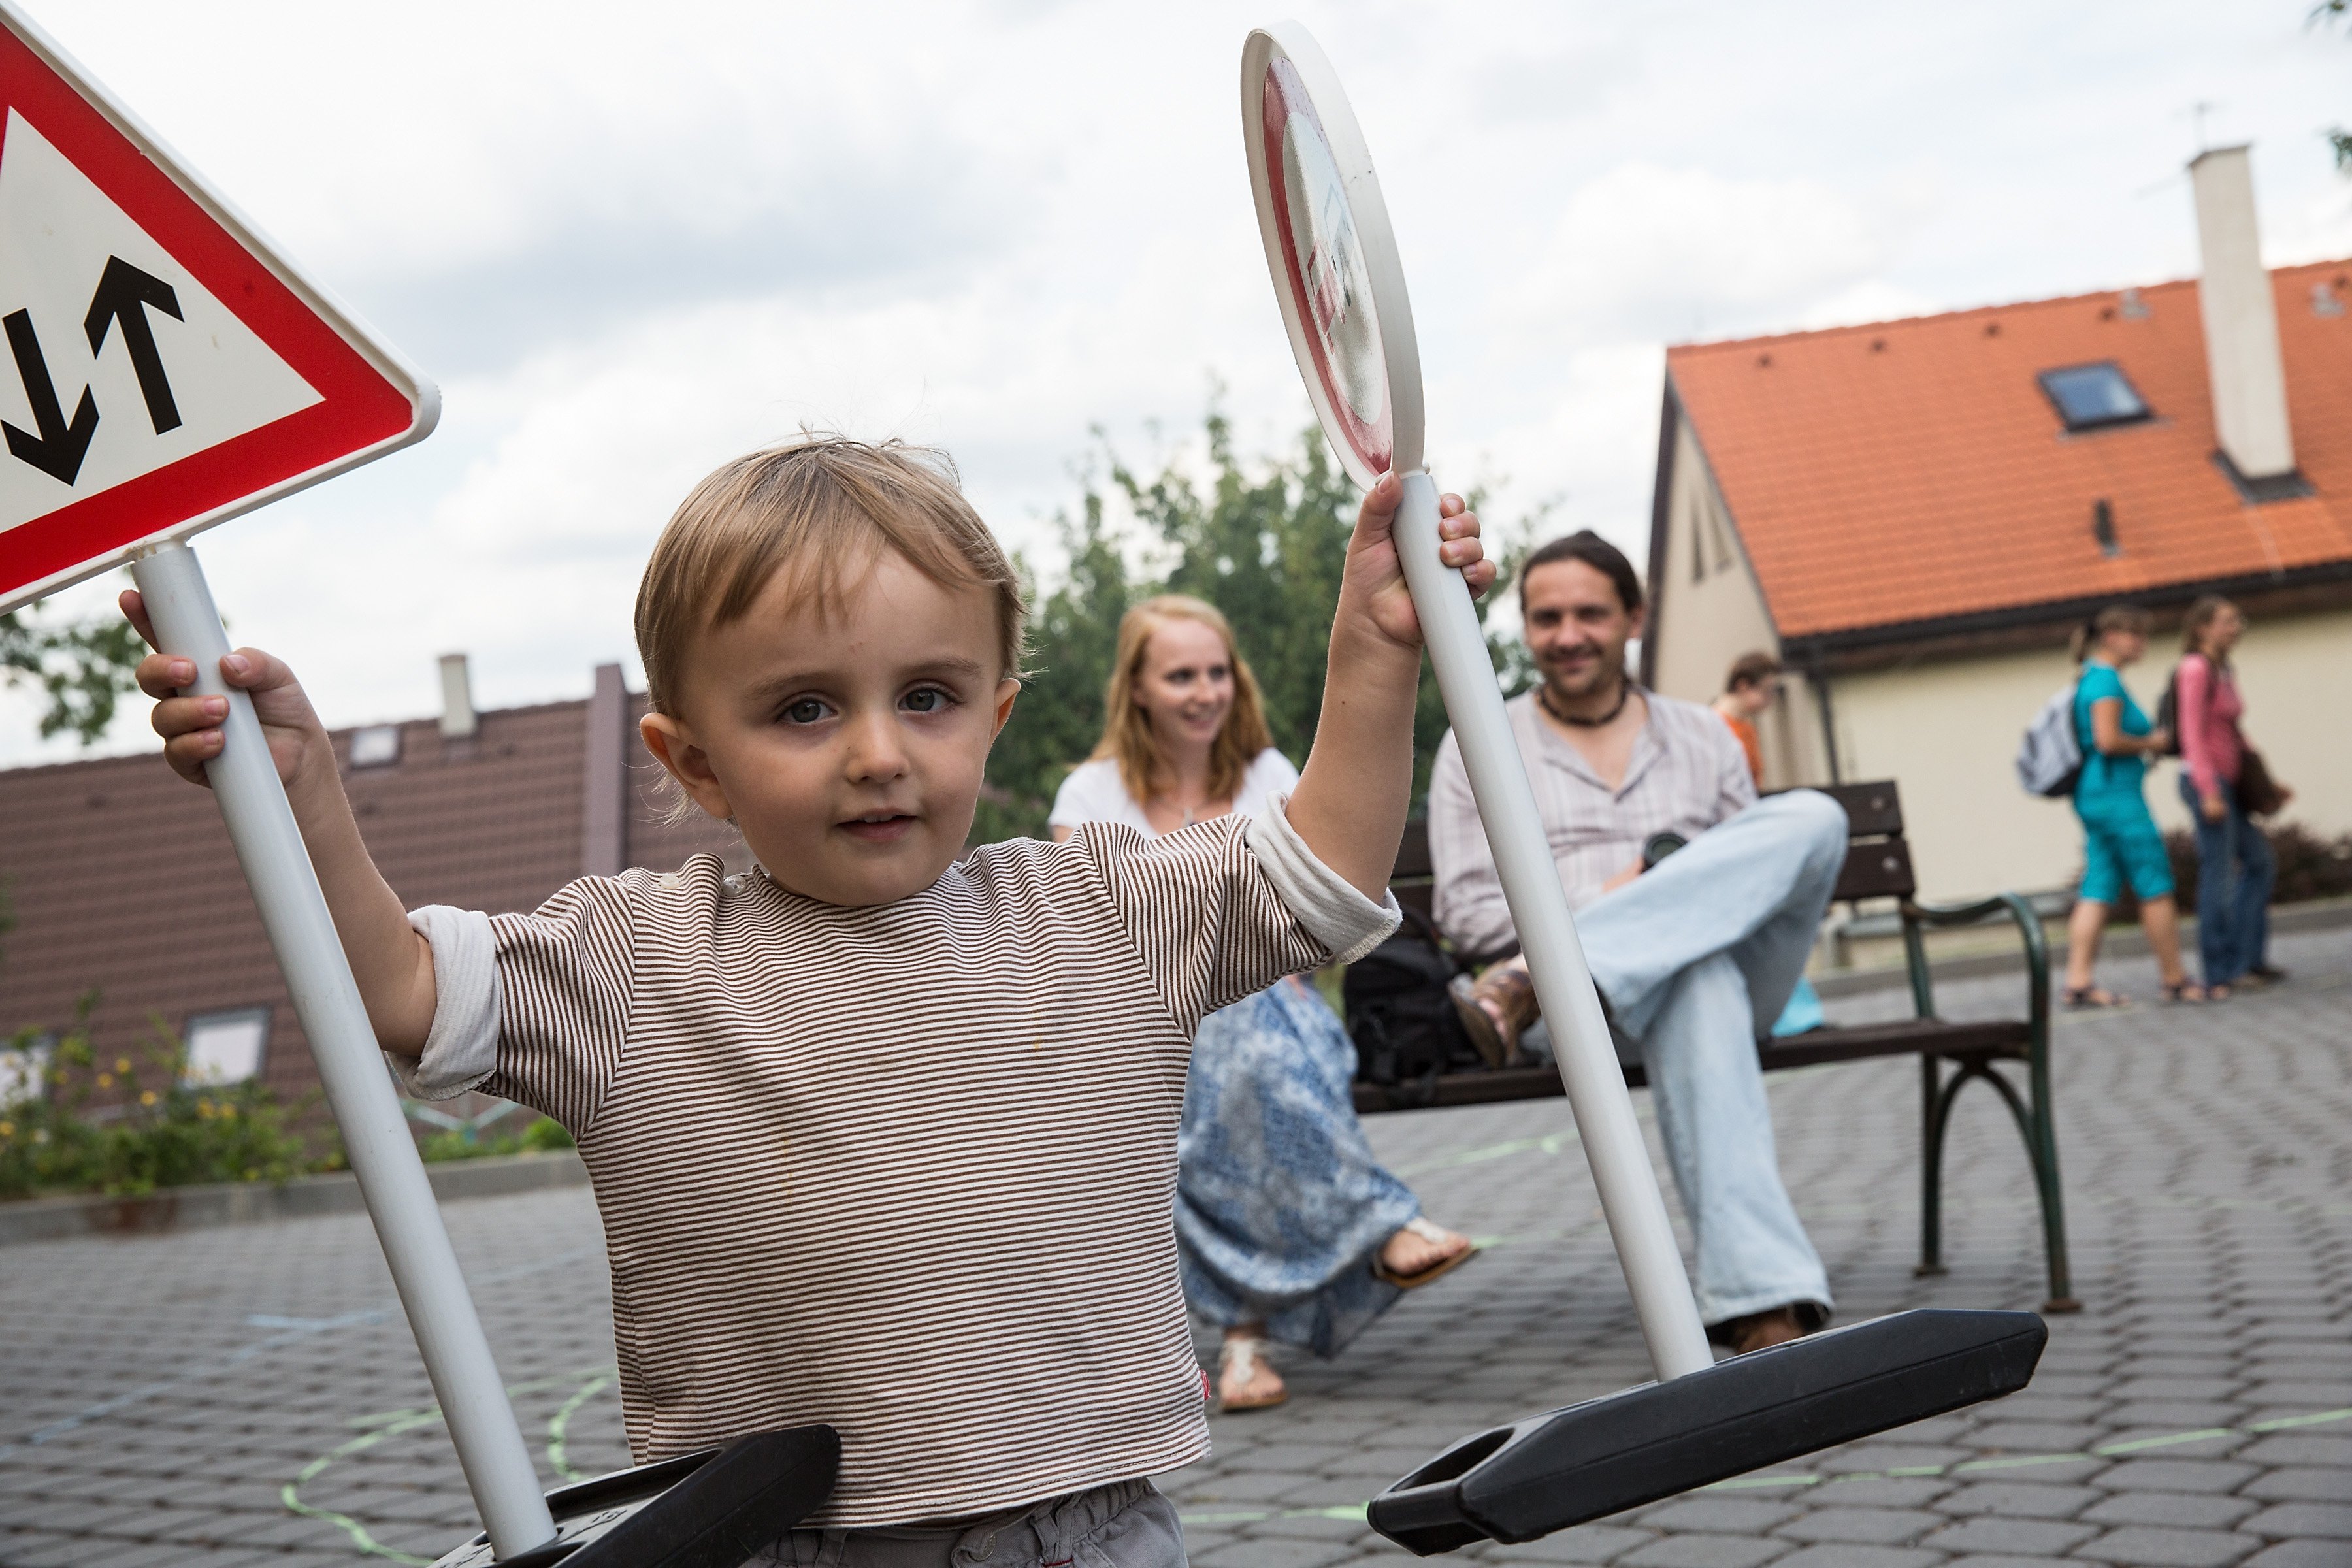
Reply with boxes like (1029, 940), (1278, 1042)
(350, 725), (402, 768)
(1, 1032), (56, 1107)
(182, 1007), (271, 1087)
(2038, 363), (2151, 431)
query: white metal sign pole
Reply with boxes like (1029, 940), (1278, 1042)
(129, 541), (557, 1558)
(1389, 478), (1716, 1383)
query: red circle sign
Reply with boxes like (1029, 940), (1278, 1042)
(1256, 55), (1393, 483)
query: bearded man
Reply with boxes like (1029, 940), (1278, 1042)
(1428, 530), (1844, 1354)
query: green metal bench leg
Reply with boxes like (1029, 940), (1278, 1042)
(2027, 1034), (2078, 1314)
(1916, 1055), (1947, 1277)
(1922, 1058), (2078, 1314)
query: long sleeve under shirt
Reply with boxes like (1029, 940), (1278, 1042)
(394, 808), (1397, 1528)
(1428, 689), (1754, 958)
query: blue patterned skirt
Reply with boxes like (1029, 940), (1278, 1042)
(1175, 975), (1421, 1358)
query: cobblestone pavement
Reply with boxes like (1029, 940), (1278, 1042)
(4, 928), (2347, 1568)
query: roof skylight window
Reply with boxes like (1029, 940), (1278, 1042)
(2039, 362), (2151, 432)
(350, 724), (402, 768)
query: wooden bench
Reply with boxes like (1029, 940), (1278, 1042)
(1358, 780), (2076, 1313)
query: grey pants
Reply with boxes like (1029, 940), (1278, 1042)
(751, 1478), (1186, 1567)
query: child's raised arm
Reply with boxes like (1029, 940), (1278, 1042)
(123, 591), (439, 1058)
(1285, 474), (1490, 900)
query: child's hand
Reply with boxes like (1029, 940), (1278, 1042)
(1341, 473), (1494, 654)
(123, 589), (334, 801)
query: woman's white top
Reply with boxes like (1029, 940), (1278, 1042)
(1049, 747), (1302, 838)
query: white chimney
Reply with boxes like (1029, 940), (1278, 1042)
(2188, 145), (2296, 483)
(438, 652), (478, 740)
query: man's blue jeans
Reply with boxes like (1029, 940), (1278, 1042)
(2177, 776), (2274, 985)
(1524, 791), (1842, 1328)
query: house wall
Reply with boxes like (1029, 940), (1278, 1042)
(1826, 602), (2352, 901)
(1648, 425), (1833, 789)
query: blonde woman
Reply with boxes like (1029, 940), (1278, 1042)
(1051, 595), (1476, 1412)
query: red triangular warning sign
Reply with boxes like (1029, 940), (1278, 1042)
(0, 5), (434, 612)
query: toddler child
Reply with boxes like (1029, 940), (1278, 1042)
(129, 437), (1489, 1567)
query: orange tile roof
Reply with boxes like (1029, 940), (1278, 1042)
(1665, 261), (2352, 641)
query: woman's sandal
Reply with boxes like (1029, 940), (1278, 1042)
(1372, 1217), (1480, 1290)
(2062, 985), (2127, 1010)
(1216, 1333), (1287, 1412)
(2160, 980), (2216, 1004)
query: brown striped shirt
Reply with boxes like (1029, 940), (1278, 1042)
(399, 808), (1396, 1527)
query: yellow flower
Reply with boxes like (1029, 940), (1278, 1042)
(114, 1057), (131, 1074)
(197, 1100), (214, 1119)
(243, 1166), (259, 1181)
(0, 1121), (13, 1138)
(219, 1103), (237, 1119)
(140, 1090), (158, 1107)
(95, 1072), (113, 1089)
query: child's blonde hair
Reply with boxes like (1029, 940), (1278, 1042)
(635, 436), (1027, 717)
(1089, 595), (1275, 806)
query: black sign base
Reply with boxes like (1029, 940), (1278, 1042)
(1369, 1310), (2044, 1556)
(432, 1425), (839, 1568)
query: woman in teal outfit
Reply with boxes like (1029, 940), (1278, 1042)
(2060, 605), (2212, 1007)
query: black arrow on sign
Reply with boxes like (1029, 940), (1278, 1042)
(85, 256), (183, 435)
(2, 310), (99, 485)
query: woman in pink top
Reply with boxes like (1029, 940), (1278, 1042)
(2174, 596), (2286, 990)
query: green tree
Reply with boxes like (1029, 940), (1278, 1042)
(1, 592), (144, 744)
(974, 411), (1534, 845)
(2317, 1), (2352, 169)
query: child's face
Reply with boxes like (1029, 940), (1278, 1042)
(642, 549), (1020, 906)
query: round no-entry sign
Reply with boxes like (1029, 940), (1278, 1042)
(1239, 25), (1424, 491)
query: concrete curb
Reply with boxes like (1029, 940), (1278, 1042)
(0, 1149), (588, 1247)
(1812, 894), (2352, 999)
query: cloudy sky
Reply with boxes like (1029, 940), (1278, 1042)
(5, 0), (2349, 763)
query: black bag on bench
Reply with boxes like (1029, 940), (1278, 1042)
(1343, 909), (1484, 1102)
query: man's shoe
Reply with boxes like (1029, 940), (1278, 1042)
(1719, 1307), (1807, 1356)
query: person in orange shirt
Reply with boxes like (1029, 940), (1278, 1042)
(1711, 652), (1824, 1035)
(1712, 652), (1780, 785)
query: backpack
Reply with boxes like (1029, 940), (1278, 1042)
(2016, 682), (2084, 798)
(2151, 666), (2183, 758)
(1341, 907), (1483, 1103)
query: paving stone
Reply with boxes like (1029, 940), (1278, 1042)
(1916, 1516), (2100, 1554)
(1480, 1527), (1655, 1564)
(2239, 1467), (2351, 1502)
(2236, 1502), (2352, 1538)
(1189, 1535), (1360, 1568)
(1770, 1508), (1940, 1545)
(1616, 1535), (1791, 1568)
(1634, 1499), (1802, 1534)
(2070, 1526), (2265, 1567)
(2092, 1460), (2261, 1494)
(2242, 1543), (2352, 1568)
(1934, 1482), (2100, 1518)
(2078, 1491), (2261, 1529)
(1761, 1549), (1942, 1568)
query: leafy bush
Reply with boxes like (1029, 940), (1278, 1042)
(416, 1115), (575, 1162)
(2110, 819), (2352, 922)
(0, 1007), (316, 1200)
